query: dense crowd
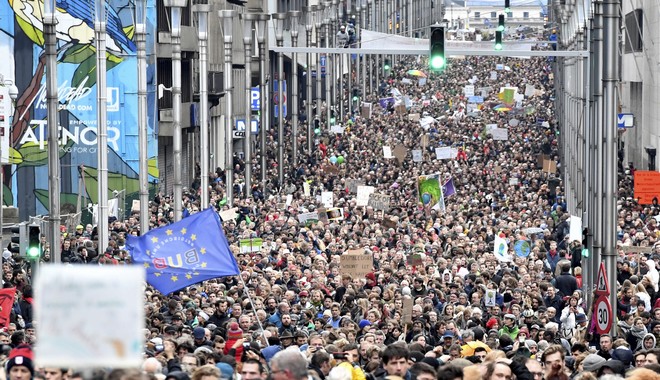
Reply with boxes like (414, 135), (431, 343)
(1, 44), (660, 380)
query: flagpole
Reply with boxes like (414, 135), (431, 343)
(237, 273), (267, 341)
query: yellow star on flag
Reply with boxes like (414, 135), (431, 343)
(193, 272), (200, 276)
(154, 272), (162, 277)
(191, 234), (197, 241)
(180, 228), (187, 235)
(151, 236), (159, 243)
(171, 275), (178, 282)
(166, 229), (173, 236)
(186, 274), (192, 279)
(200, 247), (207, 255)
(143, 262), (150, 268)
(201, 262), (208, 268)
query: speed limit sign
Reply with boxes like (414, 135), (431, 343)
(595, 295), (613, 334)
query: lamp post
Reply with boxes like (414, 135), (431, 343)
(330, 0), (337, 121)
(361, 0), (367, 96)
(337, 3), (344, 120)
(195, 3), (210, 209)
(315, 4), (323, 130)
(273, 13), (286, 186)
(164, 0), (187, 220)
(289, 10), (300, 167)
(0, 77), (18, 260)
(367, 0), (372, 95)
(303, 6), (314, 154)
(242, 13), (257, 199)
(95, 0), (109, 251)
(255, 14), (270, 193)
(219, 10), (236, 207)
(136, 0), (149, 232)
(43, 0), (61, 263)
(323, 2), (332, 129)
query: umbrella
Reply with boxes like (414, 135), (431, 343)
(407, 69), (427, 78)
(493, 104), (512, 112)
(461, 341), (492, 357)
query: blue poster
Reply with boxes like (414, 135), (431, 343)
(0, 0), (158, 217)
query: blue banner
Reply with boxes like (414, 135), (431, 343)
(127, 208), (240, 294)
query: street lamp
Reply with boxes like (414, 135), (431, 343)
(255, 14), (270, 193)
(323, 1), (332, 129)
(289, 10), (301, 167)
(361, 0), (367, 95)
(273, 13), (287, 186)
(315, 3), (324, 130)
(219, 10), (236, 207)
(0, 77), (18, 262)
(95, 0), (109, 251)
(43, 0), (61, 263)
(136, 0), (149, 233)
(330, 0), (338, 121)
(164, 0), (187, 220)
(242, 13), (257, 199)
(303, 5), (314, 155)
(194, 2), (210, 209)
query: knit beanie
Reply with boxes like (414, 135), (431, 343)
(226, 322), (243, 340)
(6, 344), (34, 375)
(486, 317), (498, 330)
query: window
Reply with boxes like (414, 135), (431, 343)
(523, 12), (529, 19)
(506, 12), (513, 18)
(474, 12), (480, 19)
(624, 9), (643, 53)
(491, 12), (497, 18)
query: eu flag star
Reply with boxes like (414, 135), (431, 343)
(154, 272), (162, 277)
(171, 275), (178, 282)
(180, 228), (187, 235)
(200, 247), (207, 255)
(201, 262), (208, 268)
(191, 234), (197, 241)
(143, 262), (150, 268)
(186, 274), (192, 279)
(166, 229), (173, 236)
(151, 236), (159, 243)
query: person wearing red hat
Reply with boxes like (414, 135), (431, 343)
(6, 344), (33, 380)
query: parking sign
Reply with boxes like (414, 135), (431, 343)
(250, 87), (260, 111)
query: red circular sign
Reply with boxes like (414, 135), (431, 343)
(595, 296), (612, 334)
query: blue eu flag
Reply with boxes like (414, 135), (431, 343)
(126, 208), (240, 294)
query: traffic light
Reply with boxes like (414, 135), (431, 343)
(495, 31), (503, 50)
(498, 14), (505, 32)
(383, 58), (391, 71)
(26, 224), (41, 260)
(504, 0), (510, 13)
(429, 26), (446, 71)
(9, 223), (26, 257)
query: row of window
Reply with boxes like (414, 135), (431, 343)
(472, 11), (540, 19)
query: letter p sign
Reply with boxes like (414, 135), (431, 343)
(251, 87), (260, 111)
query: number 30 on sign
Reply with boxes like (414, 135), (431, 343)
(595, 295), (612, 334)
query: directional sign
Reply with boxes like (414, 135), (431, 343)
(273, 80), (287, 118)
(235, 119), (259, 135)
(595, 262), (610, 296)
(617, 113), (634, 128)
(250, 87), (260, 111)
(320, 54), (327, 75)
(595, 295), (613, 334)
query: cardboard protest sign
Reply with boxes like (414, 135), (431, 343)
(402, 297), (414, 323)
(619, 246), (653, 253)
(542, 159), (557, 174)
(356, 186), (376, 206)
(395, 104), (407, 114)
(361, 103), (373, 118)
(409, 113), (420, 122)
(368, 193), (391, 211)
(393, 145), (408, 164)
(36, 265), (145, 367)
(383, 216), (398, 229)
(340, 249), (373, 278)
(322, 164), (340, 175)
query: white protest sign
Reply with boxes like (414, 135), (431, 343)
(525, 84), (536, 97)
(464, 85), (475, 97)
(219, 207), (239, 221)
(485, 290), (497, 307)
(490, 71), (498, 80)
(485, 123), (498, 132)
(286, 194), (293, 207)
(569, 215), (583, 243)
(509, 177), (519, 186)
(420, 116), (436, 130)
(303, 182), (311, 197)
(356, 185), (375, 207)
(401, 78), (412, 84)
(35, 265), (145, 368)
(298, 211), (320, 224)
(321, 191), (334, 208)
(330, 125), (345, 134)
(491, 128), (509, 141)
(383, 146), (393, 158)
(435, 147), (458, 160)
(412, 149), (423, 162)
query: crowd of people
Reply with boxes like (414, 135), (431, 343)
(1, 45), (660, 380)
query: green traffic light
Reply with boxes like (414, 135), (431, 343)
(330, 117), (336, 125)
(495, 43), (503, 50)
(430, 56), (445, 70)
(504, 7), (510, 12)
(27, 246), (40, 258)
(384, 64), (390, 70)
(353, 96), (359, 101)
(497, 25), (505, 32)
